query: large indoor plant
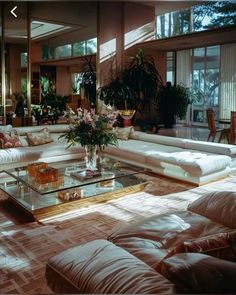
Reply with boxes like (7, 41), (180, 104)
(123, 48), (163, 119)
(97, 76), (136, 110)
(158, 82), (190, 128)
(60, 108), (118, 170)
(80, 57), (96, 107)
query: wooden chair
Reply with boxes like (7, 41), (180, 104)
(229, 111), (236, 144)
(206, 109), (229, 142)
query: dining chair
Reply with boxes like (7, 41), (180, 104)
(206, 108), (229, 142)
(229, 111), (236, 144)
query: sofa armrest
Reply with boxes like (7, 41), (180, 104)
(46, 239), (173, 294)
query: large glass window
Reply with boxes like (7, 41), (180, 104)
(156, 9), (190, 38)
(86, 38), (97, 54)
(73, 41), (86, 56)
(156, 1), (236, 39)
(166, 52), (175, 84)
(54, 44), (72, 59)
(71, 73), (83, 94)
(191, 45), (220, 124)
(42, 38), (97, 61)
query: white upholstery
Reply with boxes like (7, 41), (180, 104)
(105, 140), (231, 177)
(0, 125), (85, 171)
(14, 124), (70, 135)
(0, 126), (235, 185)
(0, 142), (84, 166)
(146, 150), (230, 176)
(103, 134), (233, 184)
(130, 131), (185, 148)
(184, 139), (236, 157)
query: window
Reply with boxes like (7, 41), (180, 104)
(86, 38), (97, 54)
(54, 44), (72, 59)
(156, 9), (191, 38)
(73, 41), (86, 56)
(191, 45), (220, 125)
(20, 52), (27, 68)
(192, 46), (220, 107)
(156, 1), (236, 39)
(42, 38), (97, 61)
(71, 73), (83, 94)
(166, 52), (175, 84)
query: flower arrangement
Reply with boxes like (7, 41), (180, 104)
(61, 108), (119, 149)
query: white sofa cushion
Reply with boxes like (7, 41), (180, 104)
(184, 139), (236, 157)
(15, 124), (70, 135)
(0, 142), (84, 165)
(106, 140), (230, 177)
(104, 140), (184, 165)
(130, 131), (185, 148)
(146, 150), (230, 177)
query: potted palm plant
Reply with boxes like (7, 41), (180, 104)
(123, 48), (163, 120)
(80, 56), (96, 107)
(97, 75), (136, 126)
(97, 76), (136, 110)
(158, 82), (190, 128)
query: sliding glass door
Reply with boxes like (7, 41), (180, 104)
(191, 45), (220, 125)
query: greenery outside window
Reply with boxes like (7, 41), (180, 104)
(156, 1), (236, 39)
(167, 52), (175, 84)
(20, 52), (27, 68)
(55, 44), (72, 59)
(73, 41), (86, 56)
(71, 73), (83, 94)
(86, 38), (97, 54)
(191, 45), (220, 125)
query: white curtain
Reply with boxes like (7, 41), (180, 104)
(176, 49), (191, 124)
(220, 43), (236, 119)
(176, 49), (191, 87)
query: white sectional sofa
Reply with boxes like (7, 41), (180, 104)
(103, 131), (236, 185)
(0, 126), (236, 185)
(0, 124), (85, 170)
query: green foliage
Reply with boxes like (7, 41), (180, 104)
(123, 48), (163, 113)
(97, 77), (136, 110)
(158, 83), (190, 128)
(71, 83), (79, 94)
(193, 1), (236, 30)
(80, 56), (96, 106)
(32, 94), (68, 121)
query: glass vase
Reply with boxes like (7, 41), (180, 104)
(85, 145), (97, 170)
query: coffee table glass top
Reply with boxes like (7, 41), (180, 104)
(0, 157), (146, 214)
(2, 157), (142, 195)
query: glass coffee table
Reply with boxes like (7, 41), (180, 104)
(0, 157), (147, 220)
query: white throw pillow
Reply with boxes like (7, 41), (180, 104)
(115, 126), (134, 140)
(188, 191), (236, 228)
(26, 127), (53, 146)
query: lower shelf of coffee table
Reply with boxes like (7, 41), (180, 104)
(27, 182), (148, 221)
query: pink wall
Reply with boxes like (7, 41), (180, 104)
(124, 2), (155, 49)
(8, 44), (22, 95)
(56, 66), (71, 96)
(31, 42), (42, 63)
(97, 2), (123, 86)
(149, 49), (167, 84)
(97, 2), (158, 86)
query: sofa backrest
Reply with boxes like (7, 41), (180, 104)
(130, 131), (236, 157)
(13, 124), (70, 135)
(184, 139), (236, 157)
(130, 131), (185, 148)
